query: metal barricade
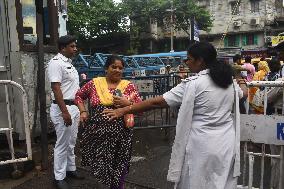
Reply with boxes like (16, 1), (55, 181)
(237, 81), (284, 189)
(0, 80), (32, 165)
(125, 75), (182, 129)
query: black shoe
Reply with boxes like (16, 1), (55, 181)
(54, 179), (70, 189)
(66, 171), (85, 180)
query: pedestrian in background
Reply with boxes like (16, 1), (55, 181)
(249, 60), (270, 114)
(268, 79), (284, 189)
(178, 64), (187, 79)
(232, 54), (248, 80)
(232, 56), (248, 114)
(242, 56), (255, 82)
(252, 60), (270, 81)
(47, 35), (84, 189)
(266, 59), (282, 114)
(104, 42), (247, 189)
(267, 59), (281, 82)
(268, 42), (284, 189)
(75, 55), (141, 189)
(233, 54), (242, 65)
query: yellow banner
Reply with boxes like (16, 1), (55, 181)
(272, 36), (284, 46)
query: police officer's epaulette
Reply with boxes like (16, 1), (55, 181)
(181, 75), (199, 83)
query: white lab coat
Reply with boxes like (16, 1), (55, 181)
(164, 69), (242, 189)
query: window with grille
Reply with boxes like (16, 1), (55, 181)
(224, 35), (240, 47)
(242, 34), (258, 46)
(250, 0), (259, 13)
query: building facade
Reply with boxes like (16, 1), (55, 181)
(147, 0), (284, 52)
(199, 0), (284, 50)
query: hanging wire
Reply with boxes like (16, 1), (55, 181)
(217, 0), (242, 49)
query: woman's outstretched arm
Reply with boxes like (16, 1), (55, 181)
(103, 96), (168, 120)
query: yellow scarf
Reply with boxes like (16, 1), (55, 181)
(93, 77), (130, 106)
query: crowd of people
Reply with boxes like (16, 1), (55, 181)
(47, 35), (283, 189)
(232, 45), (284, 189)
(231, 50), (284, 114)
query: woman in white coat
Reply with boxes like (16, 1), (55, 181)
(104, 42), (247, 189)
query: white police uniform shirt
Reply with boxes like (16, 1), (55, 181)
(164, 69), (243, 189)
(47, 53), (79, 100)
(47, 53), (80, 180)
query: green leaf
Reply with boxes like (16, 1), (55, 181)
(67, 0), (128, 41)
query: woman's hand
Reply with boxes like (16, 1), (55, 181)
(80, 111), (88, 123)
(103, 108), (125, 120)
(113, 96), (131, 108)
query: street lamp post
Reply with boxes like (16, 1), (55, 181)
(166, 0), (175, 52)
(170, 0), (174, 52)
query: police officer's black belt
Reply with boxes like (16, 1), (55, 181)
(53, 99), (75, 106)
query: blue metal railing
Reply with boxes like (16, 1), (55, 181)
(72, 51), (189, 79)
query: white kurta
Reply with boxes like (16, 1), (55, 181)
(163, 69), (243, 189)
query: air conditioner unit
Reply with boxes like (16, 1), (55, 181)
(250, 18), (260, 26)
(233, 20), (242, 27)
(265, 36), (272, 43)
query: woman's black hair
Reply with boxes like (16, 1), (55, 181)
(187, 42), (233, 88)
(233, 54), (241, 63)
(244, 56), (252, 63)
(104, 55), (125, 70)
(268, 58), (281, 73)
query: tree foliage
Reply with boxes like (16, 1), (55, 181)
(121, 0), (166, 34)
(66, 0), (213, 53)
(67, 0), (128, 41)
(173, 0), (213, 35)
(120, 0), (213, 37)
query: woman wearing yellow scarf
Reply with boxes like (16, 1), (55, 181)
(249, 61), (270, 113)
(75, 55), (141, 189)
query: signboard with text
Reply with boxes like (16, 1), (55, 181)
(130, 80), (154, 93)
(240, 114), (284, 145)
(272, 36), (284, 47)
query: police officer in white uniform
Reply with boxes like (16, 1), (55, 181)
(47, 35), (84, 189)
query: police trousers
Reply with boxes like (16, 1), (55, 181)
(50, 103), (79, 180)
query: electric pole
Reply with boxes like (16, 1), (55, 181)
(35, 0), (48, 170)
(170, 0), (174, 52)
(166, 0), (175, 52)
